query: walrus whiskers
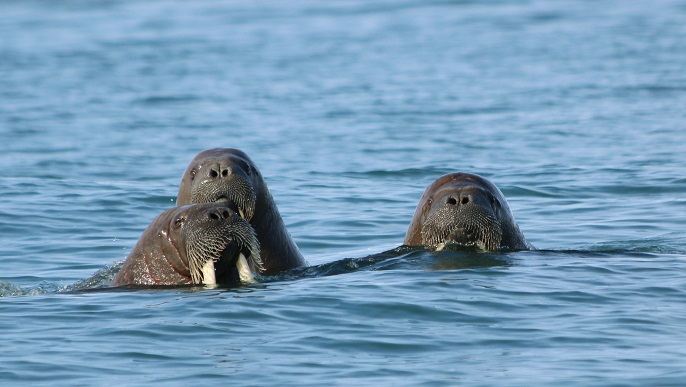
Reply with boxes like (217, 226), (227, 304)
(187, 218), (261, 285)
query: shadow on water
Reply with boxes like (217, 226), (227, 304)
(277, 245), (516, 281)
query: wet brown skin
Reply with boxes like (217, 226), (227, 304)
(176, 148), (307, 274)
(112, 203), (260, 286)
(404, 172), (531, 251)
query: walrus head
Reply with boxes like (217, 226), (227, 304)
(176, 148), (307, 275)
(404, 173), (529, 251)
(177, 148), (259, 222)
(171, 203), (262, 285)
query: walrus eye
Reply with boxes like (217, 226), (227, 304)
(236, 159), (251, 175)
(489, 194), (498, 207)
(190, 169), (197, 180)
(173, 216), (186, 229)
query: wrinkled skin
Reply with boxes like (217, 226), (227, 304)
(177, 148), (307, 274)
(404, 173), (532, 251)
(112, 203), (260, 286)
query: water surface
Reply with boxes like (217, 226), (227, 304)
(2, 0), (686, 384)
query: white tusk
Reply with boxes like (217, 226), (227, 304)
(236, 253), (256, 283)
(201, 260), (217, 285)
(476, 241), (487, 251)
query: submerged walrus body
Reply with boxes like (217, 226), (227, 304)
(176, 148), (306, 274)
(404, 173), (531, 251)
(112, 203), (261, 287)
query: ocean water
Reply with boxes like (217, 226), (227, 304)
(2, 0), (686, 384)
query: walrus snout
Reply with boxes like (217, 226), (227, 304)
(186, 204), (262, 285)
(204, 155), (252, 180)
(426, 187), (502, 248)
(201, 162), (244, 184)
(445, 225), (487, 246)
(183, 158), (257, 221)
(207, 164), (230, 179)
(442, 186), (495, 211)
(206, 207), (233, 221)
(445, 193), (472, 206)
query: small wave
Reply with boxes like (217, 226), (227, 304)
(62, 263), (122, 292)
(0, 281), (26, 297)
(132, 95), (201, 106)
(585, 235), (686, 255)
(0, 281), (59, 297)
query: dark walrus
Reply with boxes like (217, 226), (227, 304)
(404, 172), (531, 251)
(112, 203), (261, 286)
(176, 148), (306, 274)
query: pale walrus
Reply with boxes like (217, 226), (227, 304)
(176, 148), (306, 274)
(112, 203), (261, 286)
(404, 172), (532, 251)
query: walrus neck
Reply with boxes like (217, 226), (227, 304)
(252, 191), (306, 274)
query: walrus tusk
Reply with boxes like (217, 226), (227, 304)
(236, 253), (256, 283)
(201, 260), (217, 285)
(203, 254), (254, 285)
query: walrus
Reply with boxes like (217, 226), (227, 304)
(112, 203), (261, 286)
(176, 148), (307, 274)
(404, 172), (532, 251)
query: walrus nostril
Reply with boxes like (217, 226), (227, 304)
(447, 197), (457, 205)
(222, 210), (230, 218)
(461, 196), (470, 205)
(208, 212), (220, 220)
(221, 169), (229, 177)
(209, 169), (219, 178)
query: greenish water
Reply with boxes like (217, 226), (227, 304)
(2, 0), (686, 384)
